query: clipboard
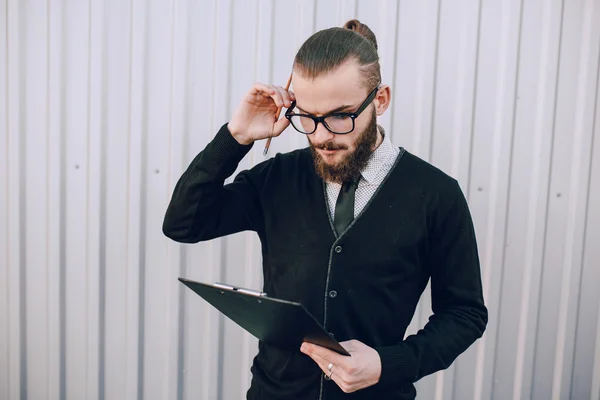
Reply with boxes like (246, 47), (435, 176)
(178, 277), (351, 356)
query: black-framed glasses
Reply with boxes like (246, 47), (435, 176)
(284, 85), (380, 135)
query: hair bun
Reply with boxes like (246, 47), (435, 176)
(343, 19), (378, 50)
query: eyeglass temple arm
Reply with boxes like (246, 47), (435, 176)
(353, 85), (380, 116)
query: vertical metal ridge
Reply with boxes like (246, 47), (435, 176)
(137, 1), (151, 397)
(44, 0), (59, 397)
(427, 0), (442, 163)
(176, 1), (195, 397)
(225, 0), (234, 119)
(124, 0), (140, 397)
(58, 2), (68, 399)
(473, 0), (510, 398)
(124, 0), (134, 340)
(551, 1), (595, 397)
(569, 33), (600, 400)
(465, 0), (483, 200)
(166, 0), (175, 188)
(448, 5), (470, 182)
(574, 23), (600, 400)
(490, 0), (525, 396)
(84, 0), (93, 396)
(593, 308), (600, 399)
(136, 136), (147, 400)
(123, 0), (142, 397)
(388, 0), (401, 141)
(2, 0), (8, 393)
(86, 0), (103, 397)
(165, 0), (179, 397)
(17, 1), (28, 397)
(529, 0), (565, 398)
(268, 0), (276, 84)
(98, 0), (110, 396)
(251, 0), (259, 88)
(3, 0), (7, 261)
(468, 2), (486, 399)
(512, 1), (553, 398)
(124, 0), (136, 396)
(312, 0), (317, 33)
(208, 0), (218, 136)
(44, 1), (52, 395)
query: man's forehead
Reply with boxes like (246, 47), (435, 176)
(292, 66), (365, 115)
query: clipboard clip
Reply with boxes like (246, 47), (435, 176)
(213, 282), (267, 297)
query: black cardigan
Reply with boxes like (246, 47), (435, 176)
(163, 124), (488, 400)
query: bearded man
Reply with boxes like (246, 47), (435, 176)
(163, 19), (488, 400)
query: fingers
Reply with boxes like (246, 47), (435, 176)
(301, 343), (346, 365)
(306, 352), (356, 393)
(251, 83), (295, 108)
(308, 353), (339, 384)
(274, 86), (294, 108)
(309, 351), (331, 374)
(300, 343), (350, 381)
(251, 83), (275, 97)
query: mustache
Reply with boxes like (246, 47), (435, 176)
(311, 141), (348, 151)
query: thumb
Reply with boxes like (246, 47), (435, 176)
(272, 115), (291, 137)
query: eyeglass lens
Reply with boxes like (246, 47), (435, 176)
(289, 114), (354, 134)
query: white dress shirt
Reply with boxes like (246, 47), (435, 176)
(325, 126), (401, 220)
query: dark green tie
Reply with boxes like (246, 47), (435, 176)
(334, 178), (359, 235)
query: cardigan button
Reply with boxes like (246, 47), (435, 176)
(334, 245), (342, 253)
(329, 290), (338, 298)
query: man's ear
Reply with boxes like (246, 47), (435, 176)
(373, 85), (391, 116)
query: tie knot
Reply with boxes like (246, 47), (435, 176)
(346, 174), (361, 187)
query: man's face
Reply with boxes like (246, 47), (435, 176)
(291, 61), (381, 183)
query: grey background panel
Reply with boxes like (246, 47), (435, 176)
(1, 0), (599, 399)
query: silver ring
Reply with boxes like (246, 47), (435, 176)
(327, 362), (334, 372)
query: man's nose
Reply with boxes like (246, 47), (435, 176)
(313, 122), (335, 143)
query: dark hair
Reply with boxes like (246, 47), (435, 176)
(293, 19), (381, 90)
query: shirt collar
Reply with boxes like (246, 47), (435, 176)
(359, 127), (398, 185)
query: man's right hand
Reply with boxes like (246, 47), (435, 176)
(227, 83), (295, 145)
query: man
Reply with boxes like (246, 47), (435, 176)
(163, 19), (487, 400)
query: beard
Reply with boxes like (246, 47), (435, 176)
(309, 108), (379, 184)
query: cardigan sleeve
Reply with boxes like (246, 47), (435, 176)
(162, 123), (270, 243)
(374, 180), (488, 387)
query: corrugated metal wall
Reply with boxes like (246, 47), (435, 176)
(1, 0), (599, 399)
